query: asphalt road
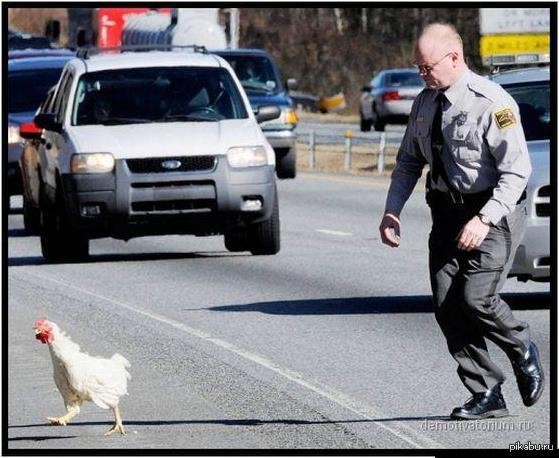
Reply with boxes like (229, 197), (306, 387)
(6, 172), (551, 451)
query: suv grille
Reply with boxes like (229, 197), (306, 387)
(535, 185), (551, 217)
(126, 156), (216, 174)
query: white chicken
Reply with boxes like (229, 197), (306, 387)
(34, 318), (131, 435)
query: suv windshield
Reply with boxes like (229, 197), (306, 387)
(72, 66), (248, 126)
(8, 68), (64, 112)
(218, 55), (280, 93)
(503, 81), (550, 141)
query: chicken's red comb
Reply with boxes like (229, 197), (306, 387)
(34, 318), (49, 328)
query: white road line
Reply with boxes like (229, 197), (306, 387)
(316, 229), (353, 237)
(18, 271), (443, 449)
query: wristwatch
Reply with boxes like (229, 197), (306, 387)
(478, 214), (492, 226)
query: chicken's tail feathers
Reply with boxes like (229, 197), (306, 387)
(111, 353), (131, 378)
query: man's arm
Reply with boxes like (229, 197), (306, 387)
(380, 96), (427, 247)
(479, 101), (532, 225)
(456, 99), (531, 251)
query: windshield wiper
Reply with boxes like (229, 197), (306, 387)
(158, 114), (218, 122)
(100, 117), (152, 125)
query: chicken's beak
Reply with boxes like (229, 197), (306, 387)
(34, 328), (41, 335)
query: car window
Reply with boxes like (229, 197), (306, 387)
(218, 55), (280, 93)
(8, 67), (64, 113)
(37, 87), (56, 115)
(503, 81), (550, 141)
(72, 66), (248, 126)
(385, 72), (424, 88)
(56, 72), (75, 123)
(371, 73), (382, 88)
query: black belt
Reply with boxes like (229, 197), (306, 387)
(427, 188), (527, 207)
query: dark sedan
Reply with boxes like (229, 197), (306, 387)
(7, 51), (74, 203)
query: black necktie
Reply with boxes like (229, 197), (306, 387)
(430, 92), (445, 187)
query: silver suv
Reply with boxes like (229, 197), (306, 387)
(491, 66), (550, 282)
(30, 46), (282, 262)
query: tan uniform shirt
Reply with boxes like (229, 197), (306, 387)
(385, 68), (532, 225)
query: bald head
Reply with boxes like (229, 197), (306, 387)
(417, 23), (464, 56)
(414, 23), (467, 89)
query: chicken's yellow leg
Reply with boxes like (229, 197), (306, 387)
(105, 405), (126, 436)
(47, 405), (80, 426)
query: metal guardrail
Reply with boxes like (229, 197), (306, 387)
(297, 128), (405, 174)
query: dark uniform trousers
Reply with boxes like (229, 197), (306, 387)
(427, 189), (531, 394)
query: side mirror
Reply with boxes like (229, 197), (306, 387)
(34, 113), (62, 133)
(19, 121), (43, 140)
(254, 105), (281, 123)
(286, 78), (298, 91)
(361, 85), (372, 92)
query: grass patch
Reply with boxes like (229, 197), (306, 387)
(295, 142), (398, 176)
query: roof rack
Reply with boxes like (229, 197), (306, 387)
(76, 44), (208, 60)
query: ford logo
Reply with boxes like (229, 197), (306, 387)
(161, 160), (182, 170)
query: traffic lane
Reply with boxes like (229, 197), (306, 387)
(8, 274), (378, 449)
(8, 253), (550, 450)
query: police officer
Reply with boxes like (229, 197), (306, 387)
(379, 23), (544, 420)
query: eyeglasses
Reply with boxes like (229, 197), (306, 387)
(413, 52), (453, 73)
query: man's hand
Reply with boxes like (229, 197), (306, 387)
(379, 213), (401, 247)
(456, 215), (490, 251)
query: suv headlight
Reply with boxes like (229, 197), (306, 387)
(281, 107), (298, 127)
(71, 153), (115, 173)
(260, 107), (298, 129)
(8, 124), (22, 144)
(227, 146), (267, 168)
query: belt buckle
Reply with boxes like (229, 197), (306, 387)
(449, 191), (464, 205)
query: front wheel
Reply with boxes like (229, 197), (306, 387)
(276, 147), (296, 179)
(23, 195), (41, 235)
(40, 195), (89, 263)
(249, 191), (280, 255)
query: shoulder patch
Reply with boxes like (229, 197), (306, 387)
(494, 108), (517, 129)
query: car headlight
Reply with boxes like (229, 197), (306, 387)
(260, 107), (298, 129)
(71, 153), (115, 173)
(227, 146), (268, 168)
(281, 107), (298, 127)
(8, 124), (22, 144)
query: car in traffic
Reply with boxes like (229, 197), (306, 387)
(490, 66), (550, 282)
(359, 68), (424, 132)
(8, 31), (54, 50)
(7, 50), (74, 206)
(29, 46), (281, 262)
(212, 48), (298, 178)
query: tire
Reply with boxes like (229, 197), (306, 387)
(276, 147), (296, 179)
(373, 109), (386, 132)
(224, 228), (250, 253)
(40, 191), (88, 263)
(249, 190), (280, 255)
(360, 113), (372, 132)
(23, 195), (41, 235)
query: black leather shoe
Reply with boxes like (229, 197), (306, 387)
(450, 384), (509, 420)
(512, 342), (545, 407)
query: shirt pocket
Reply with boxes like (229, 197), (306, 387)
(414, 121), (431, 160)
(449, 121), (482, 161)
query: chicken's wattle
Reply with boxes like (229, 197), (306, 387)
(36, 331), (53, 344)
